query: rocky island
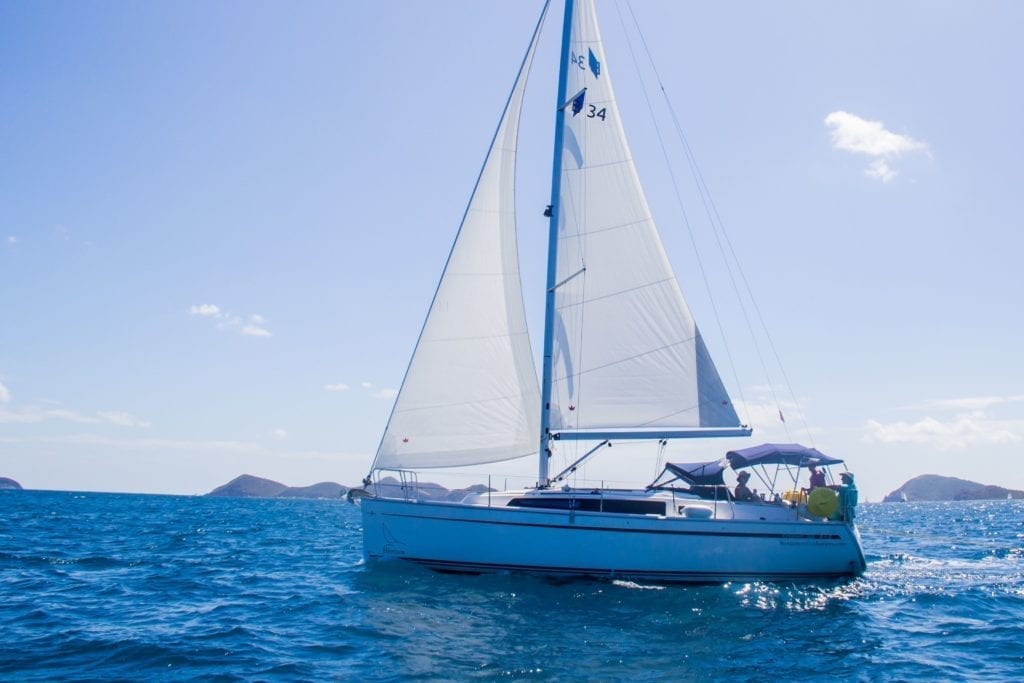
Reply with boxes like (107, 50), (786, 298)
(884, 474), (1022, 502)
(206, 474), (489, 501)
(0, 477), (23, 490)
(207, 474), (348, 499)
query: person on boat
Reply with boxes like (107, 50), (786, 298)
(807, 465), (827, 490)
(828, 472), (858, 521)
(733, 471), (757, 502)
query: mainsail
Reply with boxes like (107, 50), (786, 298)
(548, 0), (741, 435)
(372, 8), (547, 470)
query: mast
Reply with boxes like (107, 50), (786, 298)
(538, 0), (575, 488)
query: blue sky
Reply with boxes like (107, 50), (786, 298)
(2, 1), (1022, 501)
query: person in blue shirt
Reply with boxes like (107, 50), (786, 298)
(829, 471), (858, 520)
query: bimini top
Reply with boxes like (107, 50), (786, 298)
(725, 443), (843, 469)
(655, 443), (844, 487)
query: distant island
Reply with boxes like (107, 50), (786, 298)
(0, 477), (22, 490)
(206, 474), (490, 502)
(207, 474), (348, 499)
(884, 474), (1022, 502)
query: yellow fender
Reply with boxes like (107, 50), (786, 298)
(808, 487), (838, 518)
(782, 490), (807, 504)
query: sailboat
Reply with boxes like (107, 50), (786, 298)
(349, 0), (865, 582)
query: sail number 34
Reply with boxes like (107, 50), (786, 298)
(570, 50), (608, 121)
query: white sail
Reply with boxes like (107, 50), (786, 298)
(372, 13), (545, 470)
(549, 0), (740, 434)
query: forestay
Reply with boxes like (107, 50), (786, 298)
(548, 0), (741, 435)
(372, 8), (547, 470)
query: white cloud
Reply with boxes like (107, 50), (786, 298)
(6, 236), (16, 245)
(241, 324), (272, 337)
(825, 110), (930, 182)
(905, 395), (1024, 412)
(864, 413), (1024, 449)
(355, 382), (396, 399)
(325, 383), (351, 392)
(0, 381), (10, 403)
(270, 429), (288, 440)
(97, 411), (152, 428)
(189, 304), (221, 317)
(0, 433), (261, 453)
(0, 406), (151, 427)
(731, 384), (820, 437)
(865, 159), (896, 183)
(191, 304), (272, 337)
(825, 111), (928, 157)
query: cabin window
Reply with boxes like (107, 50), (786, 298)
(506, 497), (665, 515)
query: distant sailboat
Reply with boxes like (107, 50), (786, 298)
(349, 0), (865, 582)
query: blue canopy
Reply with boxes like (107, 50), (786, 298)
(663, 460), (728, 486)
(655, 444), (843, 488)
(725, 443), (843, 469)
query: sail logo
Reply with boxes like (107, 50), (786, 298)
(569, 49), (601, 79)
(571, 90), (586, 116)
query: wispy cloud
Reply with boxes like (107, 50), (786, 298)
(241, 324), (271, 337)
(865, 159), (896, 183)
(325, 383), (351, 392)
(270, 429), (288, 440)
(359, 381), (397, 400)
(190, 304), (220, 317)
(0, 434), (369, 468)
(902, 395), (1024, 412)
(5, 236), (16, 245)
(97, 411), (152, 428)
(866, 393), (1024, 448)
(864, 413), (1024, 449)
(0, 433), (260, 453)
(825, 110), (930, 183)
(190, 303), (272, 337)
(0, 381), (10, 403)
(0, 406), (151, 427)
(732, 385), (819, 438)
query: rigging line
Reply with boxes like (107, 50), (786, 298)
(654, 438), (667, 481)
(612, 0), (747, 416)
(623, 1), (811, 444)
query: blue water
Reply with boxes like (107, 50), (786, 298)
(2, 491), (1022, 680)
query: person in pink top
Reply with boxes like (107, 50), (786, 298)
(808, 465), (827, 489)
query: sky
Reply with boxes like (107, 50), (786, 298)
(1, 0), (1022, 502)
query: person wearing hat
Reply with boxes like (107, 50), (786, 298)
(733, 470), (757, 502)
(829, 471), (858, 520)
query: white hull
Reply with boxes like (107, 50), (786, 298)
(360, 494), (866, 583)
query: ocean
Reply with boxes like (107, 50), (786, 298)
(1, 490), (1022, 681)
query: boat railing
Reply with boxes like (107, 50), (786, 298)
(370, 468), (420, 501)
